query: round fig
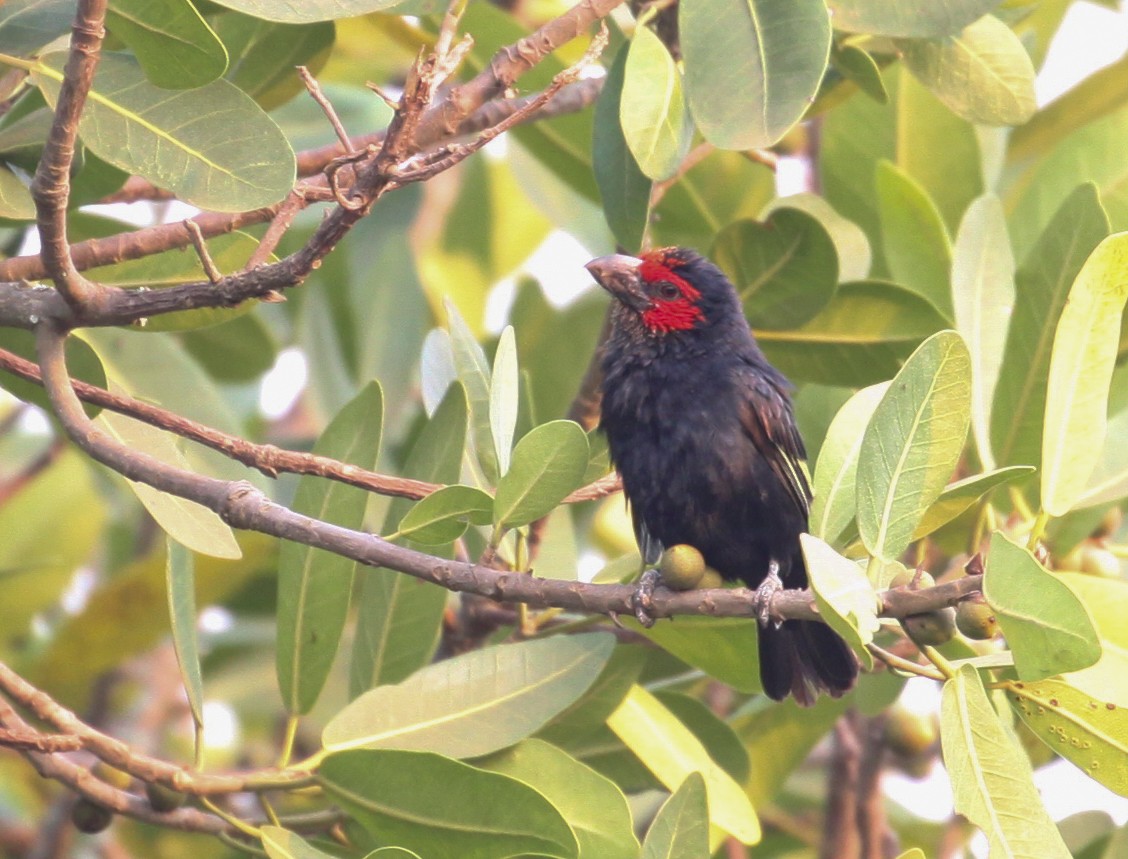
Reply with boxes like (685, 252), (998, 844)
(955, 594), (999, 640)
(71, 798), (113, 834)
(659, 544), (706, 590)
(902, 607), (956, 647)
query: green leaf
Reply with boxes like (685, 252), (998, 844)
(277, 382), (383, 715)
(828, 0), (1003, 36)
(490, 326), (518, 477)
(640, 772), (710, 859)
(832, 43), (888, 104)
(761, 193), (872, 282)
(0, 329), (106, 418)
(607, 685), (760, 844)
(856, 330), (972, 560)
(1004, 678), (1128, 798)
(261, 826), (339, 859)
(348, 385), (466, 696)
(875, 160), (953, 320)
(899, 15), (1036, 126)
(951, 194), (1015, 470)
(326, 634), (614, 757)
(0, 0), (71, 56)
(1041, 233), (1128, 516)
(215, 13), (334, 111)
(801, 535), (879, 668)
(182, 312), (277, 382)
(681, 0), (830, 150)
(481, 739), (640, 859)
(621, 25), (692, 181)
(319, 750), (578, 859)
(396, 485), (493, 546)
(711, 209), (839, 330)
(33, 52), (294, 211)
(0, 165), (33, 219)
(494, 420), (589, 530)
(984, 532), (1101, 681)
(625, 616), (761, 693)
(1059, 575), (1128, 707)
(536, 644), (648, 747)
(941, 665), (1071, 859)
(756, 281), (949, 386)
(165, 539), (203, 730)
(107, 0), (227, 89)
(593, 44), (651, 253)
(445, 298), (498, 483)
(992, 184), (1110, 470)
(811, 382), (889, 545)
(97, 409), (241, 559)
(206, 0), (407, 23)
(654, 692), (750, 784)
(911, 466), (1034, 540)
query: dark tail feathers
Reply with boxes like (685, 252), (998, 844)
(758, 620), (858, 706)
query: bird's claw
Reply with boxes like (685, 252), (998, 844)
(632, 567), (661, 628)
(754, 561), (784, 628)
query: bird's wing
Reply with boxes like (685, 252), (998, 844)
(632, 511), (663, 565)
(735, 364), (812, 517)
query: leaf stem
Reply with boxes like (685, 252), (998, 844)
(201, 797), (260, 838)
(867, 643), (945, 681)
(1026, 509), (1050, 552)
(919, 644), (956, 680)
(277, 715), (299, 769)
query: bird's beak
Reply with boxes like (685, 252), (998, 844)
(586, 254), (651, 312)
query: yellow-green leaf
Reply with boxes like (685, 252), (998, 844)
(801, 534), (879, 669)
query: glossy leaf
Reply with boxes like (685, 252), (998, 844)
(833, 43), (888, 104)
(802, 535), (879, 668)
(992, 184), (1110, 470)
(626, 616), (761, 693)
(0, 166), (33, 219)
(490, 326), (518, 477)
(215, 13), (334, 110)
(326, 634), (614, 757)
(711, 209), (838, 330)
(1041, 233), (1128, 516)
(319, 750), (578, 859)
(951, 194), (1015, 470)
(757, 281), (949, 386)
(97, 409), (242, 559)
(640, 772), (710, 859)
(607, 685), (760, 844)
(811, 382), (889, 545)
(875, 160), (953, 320)
(165, 539), (203, 729)
(941, 665), (1071, 859)
(899, 16), (1036, 126)
(984, 532), (1101, 681)
(348, 385), (466, 696)
(207, 0), (407, 23)
(481, 740), (640, 859)
(277, 382), (383, 715)
(593, 44), (651, 252)
(655, 692), (751, 784)
(445, 299), (498, 483)
(681, 0), (830, 150)
(182, 312), (277, 382)
(856, 330), (972, 559)
(494, 420), (589, 530)
(33, 52), (294, 211)
(261, 826), (339, 859)
(911, 466), (1034, 540)
(1060, 575), (1128, 707)
(0, 0), (71, 55)
(761, 193), (872, 282)
(622, 25), (692, 181)
(396, 485), (493, 546)
(1005, 678), (1128, 798)
(107, 0), (227, 89)
(828, 0), (1003, 36)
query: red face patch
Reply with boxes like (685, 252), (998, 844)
(639, 250), (703, 333)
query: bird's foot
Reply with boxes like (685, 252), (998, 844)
(632, 567), (661, 628)
(753, 561), (784, 628)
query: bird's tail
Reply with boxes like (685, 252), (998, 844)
(757, 620), (858, 706)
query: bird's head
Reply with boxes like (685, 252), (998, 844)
(586, 247), (742, 338)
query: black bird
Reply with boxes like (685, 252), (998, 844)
(587, 247), (857, 705)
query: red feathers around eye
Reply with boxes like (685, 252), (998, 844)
(638, 249), (704, 332)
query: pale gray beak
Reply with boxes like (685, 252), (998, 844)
(586, 254), (651, 312)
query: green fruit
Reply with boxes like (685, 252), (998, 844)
(92, 762), (131, 790)
(145, 782), (186, 812)
(902, 607), (956, 647)
(1079, 546), (1121, 579)
(71, 798), (113, 834)
(955, 595), (999, 640)
(890, 568), (936, 590)
(884, 704), (939, 757)
(659, 544), (706, 590)
(698, 567), (724, 589)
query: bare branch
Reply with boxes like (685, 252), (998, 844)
(298, 66), (354, 153)
(184, 221), (222, 283)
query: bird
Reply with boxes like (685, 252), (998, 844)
(586, 246), (858, 705)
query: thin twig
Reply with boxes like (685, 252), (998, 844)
(185, 221), (222, 283)
(298, 66), (354, 153)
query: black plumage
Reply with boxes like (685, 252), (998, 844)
(587, 247), (857, 705)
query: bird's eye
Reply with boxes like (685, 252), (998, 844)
(656, 281), (681, 300)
